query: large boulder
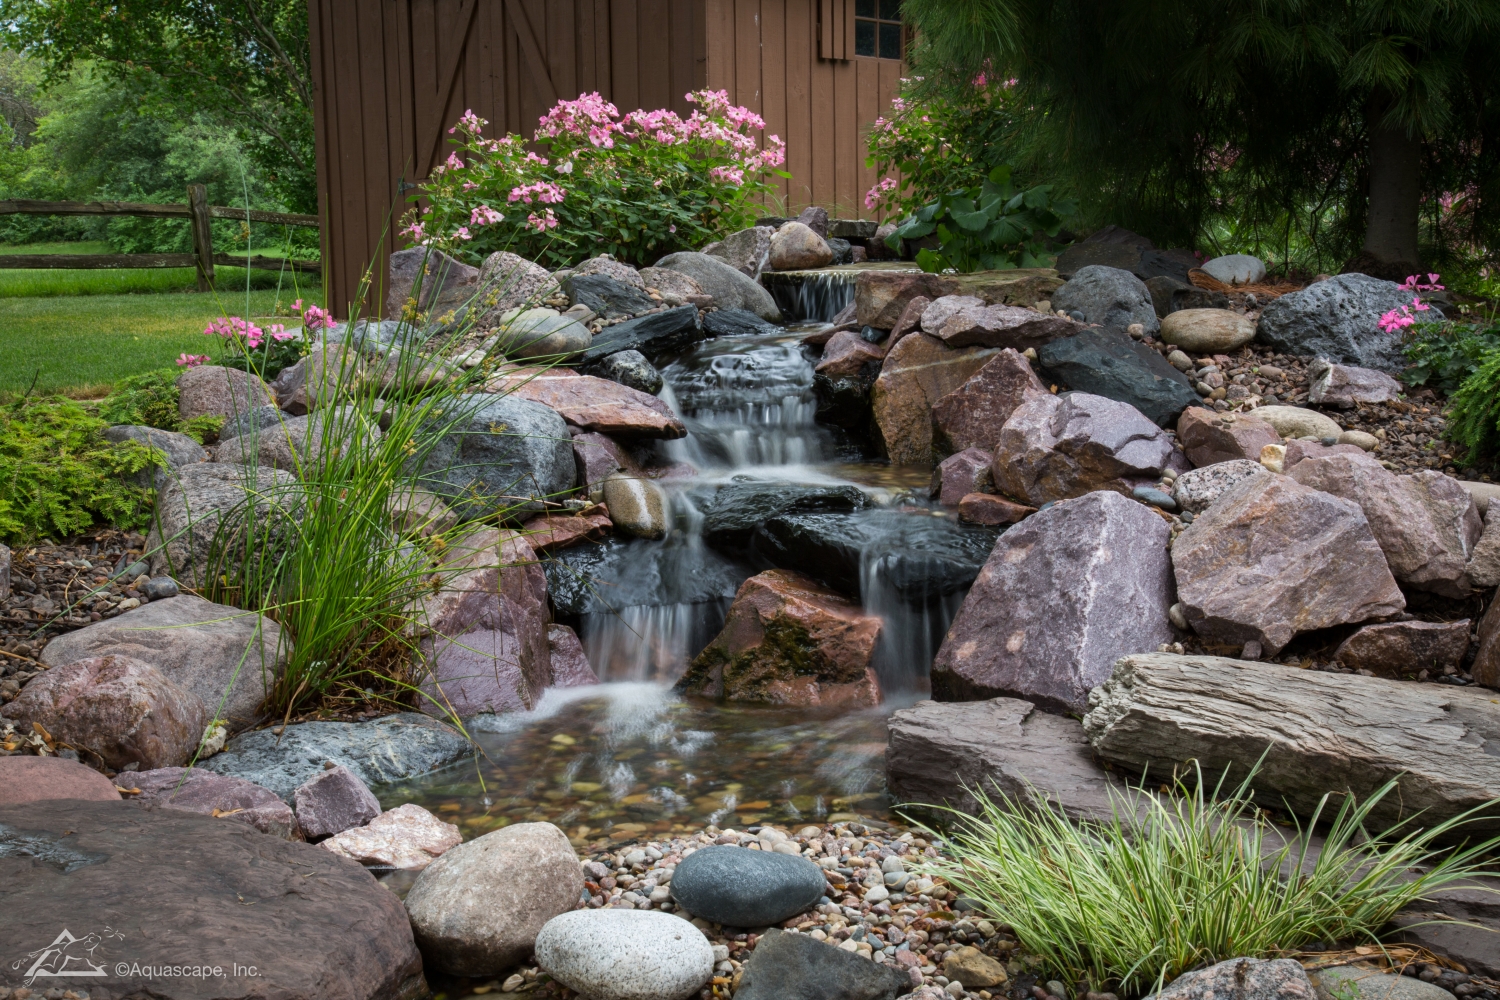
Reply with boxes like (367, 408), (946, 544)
(1, 654), (207, 771)
(0, 800), (424, 999)
(1307, 359), (1405, 407)
(654, 252), (782, 322)
(491, 307), (593, 360)
(387, 246), (481, 321)
(1084, 653), (1500, 835)
(1288, 452), (1481, 597)
(570, 254), (646, 289)
(1171, 473), (1405, 655)
(931, 348), (1047, 454)
(417, 393), (576, 520)
(200, 712), (472, 801)
(40, 595), (288, 729)
(535, 909), (714, 1000)
(921, 295), (1076, 350)
(769, 221), (835, 270)
(1256, 273), (1425, 372)
(476, 250), (561, 319)
(1037, 327), (1201, 426)
(677, 569), (883, 708)
(1160, 308), (1256, 353)
(706, 225), (774, 278)
(1050, 264), (1160, 336)
(668, 844), (827, 926)
(270, 343), (368, 415)
(991, 391), (1180, 506)
(222, 405), (381, 475)
(886, 697), (1134, 822)
(856, 271), (956, 330)
(489, 370), (685, 438)
(732, 928), (913, 1000)
(871, 333), (997, 464)
(145, 462), (301, 589)
(639, 266), (706, 306)
(1176, 407), (1281, 467)
(176, 364), (274, 423)
(930, 491), (1174, 712)
(406, 821), (584, 976)
(104, 424), (206, 488)
(1148, 958), (1316, 1000)
(577, 304), (706, 364)
(0, 754), (120, 804)
(132, 766), (299, 839)
(564, 273), (657, 319)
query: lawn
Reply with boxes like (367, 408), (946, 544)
(0, 241), (327, 396)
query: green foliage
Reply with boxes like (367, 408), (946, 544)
(96, 367), (180, 429)
(1401, 319), (1500, 393)
(1446, 348), (1500, 463)
(889, 166), (1075, 273)
(910, 767), (1500, 998)
(0, 394), (156, 543)
(410, 93), (789, 269)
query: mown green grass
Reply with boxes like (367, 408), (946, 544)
(0, 241), (316, 298)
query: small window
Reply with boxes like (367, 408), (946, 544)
(855, 0), (902, 59)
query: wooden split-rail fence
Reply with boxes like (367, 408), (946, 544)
(0, 183), (321, 291)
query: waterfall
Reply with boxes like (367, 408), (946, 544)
(762, 270), (858, 323)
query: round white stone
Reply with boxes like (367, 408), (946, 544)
(534, 909), (714, 1000)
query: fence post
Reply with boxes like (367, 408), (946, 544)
(187, 183), (215, 292)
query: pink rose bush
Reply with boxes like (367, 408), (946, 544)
(203, 298), (329, 380)
(405, 90), (787, 268)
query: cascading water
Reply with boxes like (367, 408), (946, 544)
(761, 270), (858, 323)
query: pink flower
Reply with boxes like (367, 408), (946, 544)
(445, 152), (465, 170)
(302, 304), (334, 332)
(526, 209), (559, 232)
(453, 226), (473, 240)
(176, 353), (210, 367)
(708, 165), (744, 185)
(865, 176), (899, 210)
(669, 224), (676, 232)
(471, 204), (504, 226)
(508, 181), (566, 205)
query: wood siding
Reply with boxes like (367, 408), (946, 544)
(703, 0), (904, 221)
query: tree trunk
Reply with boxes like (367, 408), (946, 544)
(1361, 95), (1422, 269)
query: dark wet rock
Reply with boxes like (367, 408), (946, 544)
(0, 798), (423, 1000)
(931, 491), (1174, 713)
(566, 273), (659, 319)
(544, 536), (747, 618)
(669, 844), (827, 927)
(200, 712), (473, 802)
(0, 755), (119, 805)
(1050, 265), (1161, 336)
(814, 371), (878, 432)
(703, 308), (783, 338)
(132, 766), (300, 839)
(887, 697), (1133, 822)
(733, 927), (912, 1000)
(752, 509), (999, 604)
(1146, 958), (1316, 1000)
(1037, 327), (1201, 426)
(416, 394), (576, 520)
(579, 304), (705, 365)
(1256, 273), (1428, 373)
(685, 481), (869, 549)
(1145, 275), (1228, 318)
(594, 349), (664, 395)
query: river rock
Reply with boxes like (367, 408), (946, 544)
(770, 221), (834, 270)
(596, 349), (664, 395)
(145, 462), (301, 588)
(535, 909), (714, 1000)
(1468, 511), (1500, 587)
(1037, 327), (1200, 426)
(707, 226), (775, 278)
(271, 343), (369, 415)
(931, 491), (1173, 712)
(991, 391), (1179, 506)
(733, 928), (913, 1000)
(1176, 407), (1281, 467)
(669, 843), (827, 926)
(547, 623), (599, 686)
(640, 266), (705, 306)
(132, 766), (299, 838)
(524, 508), (613, 554)
(292, 763), (381, 839)
(1254, 405), (1342, 440)
(871, 333), (997, 464)
(1200, 254), (1268, 286)
(0, 754), (120, 804)
(200, 712), (472, 801)
(603, 474), (670, 539)
(176, 364), (274, 422)
(40, 594), (287, 729)
(406, 821), (584, 976)
(655, 252), (782, 322)
(687, 481), (869, 549)
(816, 329), (887, 377)
(388, 246), (480, 320)
(958, 493), (1036, 525)
(492, 370), (685, 438)
(1084, 653), (1500, 835)
(0, 799), (423, 1000)
(1050, 264), (1160, 336)
(932, 348), (1048, 455)
(1, 654), (207, 771)
(1145, 274), (1229, 317)
(1288, 452), (1481, 597)
(677, 569), (882, 708)
(1309, 966), (1453, 1000)
(1256, 273), (1423, 372)
(1148, 958), (1315, 1000)
(322, 802), (461, 869)
(1160, 308), (1256, 352)
(417, 393), (575, 520)
(933, 448), (994, 505)
(945, 947), (1008, 989)
(565, 273), (657, 319)
(1334, 620), (1470, 677)
(105, 424), (206, 486)
(571, 254), (647, 289)
(1171, 473), (1404, 655)
(1171, 459), (1269, 513)
(886, 697), (1132, 822)
(856, 271), (957, 330)
(579, 303), (707, 364)
(1307, 359), (1404, 407)
(921, 295), (1076, 350)
(492, 307), (594, 360)
(1281, 438), (1365, 469)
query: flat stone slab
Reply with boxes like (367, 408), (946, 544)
(0, 799), (422, 999)
(200, 711), (473, 802)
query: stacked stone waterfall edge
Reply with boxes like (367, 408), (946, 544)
(5, 222), (1500, 1000)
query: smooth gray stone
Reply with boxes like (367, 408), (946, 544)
(669, 844), (826, 927)
(1309, 966), (1454, 1000)
(578, 304), (705, 365)
(1051, 264), (1161, 335)
(534, 909), (713, 1000)
(1148, 958), (1316, 1000)
(733, 928), (911, 1000)
(654, 251), (783, 322)
(417, 394), (575, 520)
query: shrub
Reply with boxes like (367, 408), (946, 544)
(406, 91), (788, 269)
(205, 299), (333, 382)
(887, 165), (1075, 272)
(1446, 348), (1500, 463)
(1402, 318), (1500, 393)
(0, 395), (157, 543)
(94, 368), (225, 443)
(909, 769), (1499, 998)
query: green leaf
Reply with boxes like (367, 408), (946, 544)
(915, 247), (947, 273)
(952, 209), (992, 231)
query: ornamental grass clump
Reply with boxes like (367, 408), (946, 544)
(407, 90), (788, 268)
(908, 769), (1499, 998)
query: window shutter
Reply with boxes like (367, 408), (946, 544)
(819, 0), (848, 61)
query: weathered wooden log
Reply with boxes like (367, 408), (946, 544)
(0, 253), (319, 272)
(1083, 653), (1500, 835)
(0, 198), (318, 227)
